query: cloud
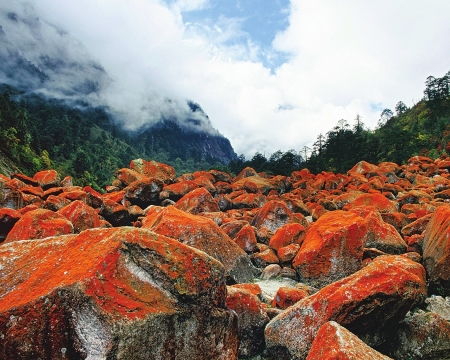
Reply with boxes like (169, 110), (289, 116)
(173, 0), (209, 12)
(1, 0), (449, 157)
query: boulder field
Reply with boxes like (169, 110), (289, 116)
(0, 156), (449, 359)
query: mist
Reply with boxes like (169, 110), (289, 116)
(0, 0), (218, 136)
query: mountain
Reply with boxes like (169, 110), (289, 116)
(0, 3), (237, 187)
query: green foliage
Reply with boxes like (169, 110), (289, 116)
(0, 85), (235, 186)
(231, 71), (450, 176)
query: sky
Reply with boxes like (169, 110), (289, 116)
(2, 0), (450, 157)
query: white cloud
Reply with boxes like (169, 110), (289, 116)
(173, 0), (209, 12)
(13, 0), (450, 156)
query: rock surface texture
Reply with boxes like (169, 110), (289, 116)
(0, 227), (238, 360)
(0, 155), (449, 359)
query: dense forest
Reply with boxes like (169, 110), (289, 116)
(0, 87), (231, 190)
(0, 71), (449, 189)
(230, 71), (450, 175)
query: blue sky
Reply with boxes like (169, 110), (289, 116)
(168, 0), (291, 69)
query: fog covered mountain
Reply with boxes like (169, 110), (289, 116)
(0, 1), (237, 164)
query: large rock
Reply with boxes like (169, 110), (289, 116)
(33, 169), (60, 189)
(344, 193), (398, 213)
(0, 227), (238, 360)
(225, 286), (269, 357)
(293, 211), (367, 287)
(175, 187), (220, 214)
(422, 205), (450, 295)
(57, 200), (103, 232)
(265, 255), (427, 360)
(252, 200), (298, 242)
(350, 208), (407, 254)
(389, 311), (450, 360)
(306, 321), (393, 360)
(5, 208), (73, 242)
(142, 206), (255, 283)
(129, 158), (176, 183)
(124, 178), (163, 208)
(0, 208), (21, 241)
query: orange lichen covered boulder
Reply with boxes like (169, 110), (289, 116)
(162, 180), (199, 201)
(234, 166), (258, 181)
(277, 243), (301, 262)
(115, 167), (147, 186)
(233, 224), (258, 253)
(32, 169), (60, 189)
(141, 206), (255, 283)
(100, 198), (131, 226)
(0, 227), (238, 360)
(269, 223), (306, 251)
(344, 192), (397, 213)
(265, 255), (427, 360)
(175, 187), (219, 214)
(232, 175), (274, 194)
(252, 200), (297, 240)
(401, 213), (433, 236)
(5, 208), (73, 242)
(0, 208), (21, 241)
(231, 192), (267, 209)
(422, 205), (450, 295)
(271, 287), (309, 309)
(306, 321), (393, 360)
(124, 178), (163, 207)
(226, 286), (269, 357)
(293, 211), (367, 287)
(353, 209), (407, 254)
(348, 160), (380, 176)
(129, 158), (176, 183)
(57, 200), (103, 232)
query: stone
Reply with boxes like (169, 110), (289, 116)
(230, 193), (267, 209)
(293, 211), (367, 287)
(252, 248), (279, 267)
(100, 199), (131, 227)
(344, 193), (397, 213)
(0, 208), (21, 241)
(269, 223), (306, 251)
(5, 209), (73, 242)
(265, 255), (427, 360)
(57, 200), (103, 232)
(278, 243), (301, 263)
(271, 287), (309, 310)
(33, 169), (60, 189)
(389, 311), (450, 360)
(162, 180), (199, 201)
(306, 321), (393, 360)
(225, 286), (269, 357)
(422, 205), (450, 295)
(142, 206), (255, 283)
(124, 178), (163, 208)
(353, 208), (407, 254)
(175, 187), (220, 214)
(252, 200), (297, 242)
(129, 158), (176, 183)
(233, 224), (258, 253)
(0, 227), (238, 360)
(261, 264), (282, 280)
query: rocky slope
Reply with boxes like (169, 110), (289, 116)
(0, 156), (449, 359)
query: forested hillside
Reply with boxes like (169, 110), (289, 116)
(230, 71), (450, 175)
(0, 86), (234, 190)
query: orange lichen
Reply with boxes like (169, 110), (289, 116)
(269, 223), (306, 251)
(5, 208), (73, 242)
